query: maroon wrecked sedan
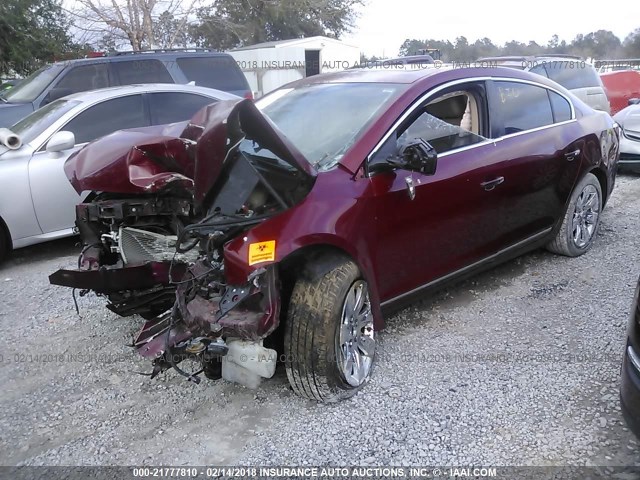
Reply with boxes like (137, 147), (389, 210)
(50, 67), (620, 401)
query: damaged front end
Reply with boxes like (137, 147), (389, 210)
(135, 262), (280, 386)
(50, 98), (316, 385)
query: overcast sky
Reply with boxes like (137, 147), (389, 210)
(342, 0), (640, 57)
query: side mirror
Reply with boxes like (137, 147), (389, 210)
(396, 139), (438, 175)
(46, 131), (75, 152)
(629, 98), (640, 106)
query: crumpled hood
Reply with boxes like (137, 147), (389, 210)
(64, 98), (315, 204)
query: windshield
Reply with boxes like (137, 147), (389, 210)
(10, 99), (79, 145)
(256, 83), (404, 170)
(2, 64), (65, 103)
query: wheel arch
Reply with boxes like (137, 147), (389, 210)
(588, 167), (608, 206)
(0, 215), (13, 255)
(277, 242), (384, 331)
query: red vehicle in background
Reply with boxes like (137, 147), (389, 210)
(601, 70), (640, 115)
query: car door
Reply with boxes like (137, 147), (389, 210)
(146, 92), (218, 125)
(486, 80), (583, 246)
(368, 81), (513, 302)
(28, 94), (149, 234)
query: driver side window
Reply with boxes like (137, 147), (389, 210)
(399, 90), (487, 154)
(369, 83), (488, 171)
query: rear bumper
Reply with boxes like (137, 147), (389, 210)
(621, 343), (640, 438)
(49, 262), (184, 293)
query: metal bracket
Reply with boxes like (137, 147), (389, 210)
(405, 176), (416, 200)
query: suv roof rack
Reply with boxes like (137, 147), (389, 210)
(108, 48), (217, 56)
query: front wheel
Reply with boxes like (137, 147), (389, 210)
(547, 173), (602, 257)
(284, 257), (376, 402)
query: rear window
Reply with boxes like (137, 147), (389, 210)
(176, 56), (248, 91)
(549, 91), (572, 123)
(493, 81), (553, 134)
(148, 92), (216, 125)
(113, 59), (173, 85)
(544, 62), (601, 89)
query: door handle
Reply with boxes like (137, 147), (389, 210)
(564, 149), (581, 161)
(480, 176), (505, 191)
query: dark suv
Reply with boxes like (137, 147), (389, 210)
(0, 50), (251, 127)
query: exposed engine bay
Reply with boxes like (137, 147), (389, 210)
(49, 98), (315, 386)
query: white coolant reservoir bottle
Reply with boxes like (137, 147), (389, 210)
(221, 339), (277, 389)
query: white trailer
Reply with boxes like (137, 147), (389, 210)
(228, 36), (361, 98)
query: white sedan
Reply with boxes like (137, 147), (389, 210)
(0, 84), (238, 261)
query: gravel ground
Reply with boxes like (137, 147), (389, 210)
(1, 176), (640, 468)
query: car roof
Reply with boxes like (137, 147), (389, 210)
(293, 67), (444, 85)
(51, 51), (234, 67)
(60, 83), (239, 103)
(285, 66), (568, 88)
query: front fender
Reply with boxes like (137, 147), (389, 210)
(224, 231), (384, 331)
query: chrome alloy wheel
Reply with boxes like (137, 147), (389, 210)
(337, 280), (375, 387)
(572, 184), (600, 249)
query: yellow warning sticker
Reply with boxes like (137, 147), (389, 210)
(248, 240), (276, 266)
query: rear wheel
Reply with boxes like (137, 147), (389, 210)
(284, 256), (375, 402)
(546, 173), (602, 257)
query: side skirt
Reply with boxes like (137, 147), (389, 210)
(380, 227), (553, 315)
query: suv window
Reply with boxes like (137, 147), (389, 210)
(55, 64), (110, 94)
(62, 95), (147, 144)
(549, 91), (572, 123)
(113, 59), (173, 85)
(493, 81), (553, 134)
(176, 57), (247, 91)
(148, 92), (216, 125)
(543, 62), (601, 89)
(2, 64), (66, 103)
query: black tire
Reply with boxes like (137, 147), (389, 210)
(546, 173), (602, 257)
(0, 219), (10, 263)
(284, 256), (375, 402)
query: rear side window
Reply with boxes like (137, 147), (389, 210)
(549, 91), (572, 123)
(148, 92), (216, 125)
(544, 62), (601, 89)
(55, 64), (109, 94)
(493, 81), (553, 134)
(62, 95), (148, 144)
(113, 59), (173, 85)
(176, 56), (248, 91)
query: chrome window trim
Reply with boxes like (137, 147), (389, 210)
(366, 76), (577, 167)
